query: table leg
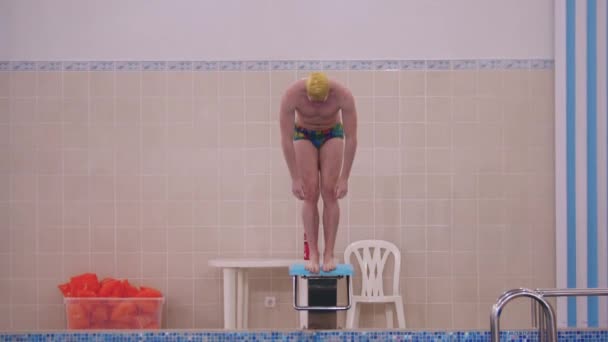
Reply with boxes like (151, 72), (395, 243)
(298, 277), (308, 328)
(237, 269), (244, 329)
(222, 268), (237, 329)
(243, 270), (249, 328)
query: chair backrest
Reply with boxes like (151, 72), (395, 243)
(343, 240), (401, 297)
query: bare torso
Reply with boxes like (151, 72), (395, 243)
(288, 80), (346, 130)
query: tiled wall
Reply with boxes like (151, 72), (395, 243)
(0, 60), (555, 331)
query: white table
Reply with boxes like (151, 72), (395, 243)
(208, 257), (307, 329)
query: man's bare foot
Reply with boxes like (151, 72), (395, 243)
(322, 254), (337, 272)
(305, 252), (320, 273)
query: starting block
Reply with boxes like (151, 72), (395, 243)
(289, 263), (353, 311)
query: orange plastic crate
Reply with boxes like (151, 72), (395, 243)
(64, 297), (164, 330)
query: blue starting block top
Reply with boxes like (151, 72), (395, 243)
(289, 263), (353, 277)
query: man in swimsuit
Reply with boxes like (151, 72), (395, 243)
(279, 72), (358, 273)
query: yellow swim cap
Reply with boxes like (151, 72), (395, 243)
(306, 72), (329, 101)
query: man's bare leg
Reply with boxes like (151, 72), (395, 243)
(319, 138), (345, 272)
(302, 198), (320, 273)
(294, 140), (321, 273)
(321, 198), (339, 272)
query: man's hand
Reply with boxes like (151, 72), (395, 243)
(292, 178), (306, 200)
(335, 177), (348, 199)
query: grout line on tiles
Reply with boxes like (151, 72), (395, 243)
(423, 66), (429, 328)
(164, 67), (170, 328)
(3, 76), (10, 324)
(215, 70), (221, 303)
(113, 67), (118, 280)
(474, 67), (481, 329)
(449, 69), (455, 329)
(371, 71), (376, 242)
(242, 70), (247, 257)
(211, 72), (221, 324)
(59, 66), (66, 330)
(139, 64), (144, 294)
(396, 69), (403, 308)
(34, 67), (40, 329)
(190, 69), (195, 328)
(268, 69), (273, 258)
(87, 65), (92, 294)
(371, 70), (377, 325)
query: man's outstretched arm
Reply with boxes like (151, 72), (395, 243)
(279, 91), (304, 199)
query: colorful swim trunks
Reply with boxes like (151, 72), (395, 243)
(293, 122), (344, 149)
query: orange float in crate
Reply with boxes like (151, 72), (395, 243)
(64, 297), (164, 330)
(59, 273), (164, 330)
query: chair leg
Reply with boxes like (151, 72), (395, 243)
(385, 304), (394, 328)
(354, 302), (361, 328)
(346, 301), (357, 329)
(395, 297), (406, 329)
(384, 303), (393, 329)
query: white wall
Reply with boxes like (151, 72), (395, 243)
(0, 0), (554, 61)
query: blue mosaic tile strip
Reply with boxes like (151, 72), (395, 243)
(453, 60), (478, 70)
(11, 61), (35, 71)
(142, 61), (166, 71)
(479, 59), (502, 70)
(0, 60), (555, 71)
(244, 60), (270, 71)
(349, 60), (373, 70)
(193, 61), (219, 71)
(116, 61), (141, 71)
(400, 60), (426, 70)
(1, 330), (607, 342)
(63, 61), (89, 71)
(90, 61), (114, 71)
(501, 59), (530, 69)
(427, 60), (451, 70)
(36, 61), (63, 71)
(220, 61), (242, 71)
(531, 59), (555, 69)
(374, 60), (400, 70)
(322, 60), (348, 70)
(168, 61), (192, 71)
(297, 60), (323, 71)
(271, 60), (296, 70)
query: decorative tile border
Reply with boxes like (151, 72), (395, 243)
(427, 60), (451, 70)
(193, 61), (218, 71)
(245, 60), (269, 71)
(116, 61), (140, 71)
(142, 61), (166, 71)
(297, 60), (323, 71)
(1, 59), (555, 71)
(1, 330), (607, 342)
(63, 61), (89, 71)
(37, 61), (63, 71)
(168, 61), (192, 71)
(373, 60), (400, 70)
(400, 60), (426, 70)
(453, 60), (478, 70)
(322, 60), (349, 70)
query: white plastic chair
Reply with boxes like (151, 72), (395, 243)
(343, 239), (406, 329)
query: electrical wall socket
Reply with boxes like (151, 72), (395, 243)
(264, 296), (276, 308)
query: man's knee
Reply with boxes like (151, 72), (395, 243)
(321, 184), (338, 203)
(303, 181), (320, 202)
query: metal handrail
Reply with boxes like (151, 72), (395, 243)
(490, 288), (557, 342)
(531, 288), (608, 332)
(492, 287), (608, 342)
